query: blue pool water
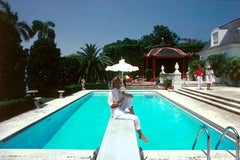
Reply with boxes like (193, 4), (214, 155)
(0, 91), (236, 150)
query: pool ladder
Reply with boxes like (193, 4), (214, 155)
(215, 126), (239, 160)
(192, 125), (240, 160)
(192, 125), (211, 160)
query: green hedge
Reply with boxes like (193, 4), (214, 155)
(0, 83), (108, 122)
(0, 97), (34, 122)
(85, 83), (108, 89)
(63, 84), (82, 96)
(35, 84), (82, 98)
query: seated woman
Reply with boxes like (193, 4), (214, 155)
(108, 77), (149, 142)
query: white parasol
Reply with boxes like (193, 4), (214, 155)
(105, 59), (139, 79)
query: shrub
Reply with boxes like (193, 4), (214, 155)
(0, 97), (34, 122)
(188, 59), (205, 76)
(145, 69), (152, 81)
(225, 57), (240, 86)
(63, 84), (82, 96)
(163, 78), (172, 89)
(86, 83), (108, 89)
(206, 53), (226, 77)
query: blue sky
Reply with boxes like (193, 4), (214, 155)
(8, 0), (240, 56)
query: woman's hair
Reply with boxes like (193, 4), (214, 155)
(110, 77), (121, 89)
(207, 65), (212, 70)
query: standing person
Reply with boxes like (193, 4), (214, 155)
(108, 77), (149, 142)
(195, 66), (203, 89)
(206, 65), (214, 90)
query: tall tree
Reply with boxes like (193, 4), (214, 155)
(27, 19), (60, 96)
(176, 38), (206, 53)
(27, 38), (61, 96)
(140, 25), (180, 49)
(32, 20), (55, 40)
(77, 44), (113, 83)
(59, 55), (82, 86)
(0, 0), (31, 100)
(103, 38), (144, 67)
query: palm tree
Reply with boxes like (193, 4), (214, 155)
(77, 44), (113, 83)
(0, 0), (32, 99)
(32, 20), (55, 40)
(0, 0), (33, 41)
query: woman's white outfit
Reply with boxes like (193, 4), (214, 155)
(108, 88), (141, 130)
(206, 69), (214, 83)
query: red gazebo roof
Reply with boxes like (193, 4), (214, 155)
(144, 46), (192, 58)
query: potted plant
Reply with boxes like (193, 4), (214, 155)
(163, 78), (172, 90)
(167, 85), (174, 92)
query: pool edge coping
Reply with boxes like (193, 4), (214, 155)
(0, 90), (93, 141)
(0, 149), (237, 160)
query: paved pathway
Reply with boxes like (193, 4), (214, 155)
(186, 85), (240, 103)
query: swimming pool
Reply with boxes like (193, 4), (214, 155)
(0, 91), (236, 150)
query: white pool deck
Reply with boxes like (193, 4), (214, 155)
(0, 87), (239, 160)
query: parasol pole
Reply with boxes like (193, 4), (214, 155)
(121, 71), (123, 80)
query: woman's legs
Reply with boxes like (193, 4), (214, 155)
(208, 83), (212, 90)
(115, 111), (148, 142)
(116, 112), (141, 130)
(207, 83), (210, 90)
(197, 76), (202, 89)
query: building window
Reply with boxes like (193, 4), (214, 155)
(238, 27), (240, 35)
(212, 32), (218, 46)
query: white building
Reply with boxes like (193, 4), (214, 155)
(198, 18), (240, 59)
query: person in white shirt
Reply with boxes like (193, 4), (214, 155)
(206, 65), (215, 90)
(118, 86), (134, 113)
(108, 77), (148, 142)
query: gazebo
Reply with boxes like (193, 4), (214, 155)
(140, 44), (192, 80)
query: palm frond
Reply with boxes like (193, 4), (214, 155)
(76, 43), (113, 82)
